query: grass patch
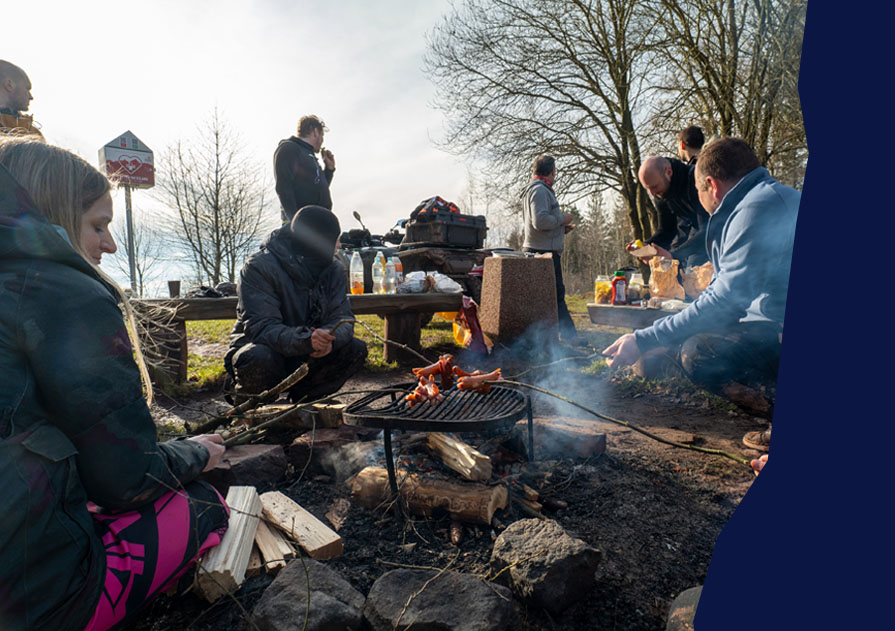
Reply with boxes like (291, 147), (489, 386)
(186, 319), (234, 343)
(355, 313), (462, 371)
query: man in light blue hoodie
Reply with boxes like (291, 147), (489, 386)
(521, 154), (579, 343)
(604, 138), (799, 413)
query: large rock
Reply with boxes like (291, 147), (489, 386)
(490, 518), (600, 615)
(364, 569), (516, 631)
(251, 559), (365, 631)
(199, 444), (287, 495)
(288, 426), (381, 482)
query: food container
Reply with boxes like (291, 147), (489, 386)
(594, 275), (612, 304)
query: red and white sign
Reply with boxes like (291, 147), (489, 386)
(98, 131), (154, 188)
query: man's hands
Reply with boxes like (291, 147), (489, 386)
(625, 240), (672, 262)
(310, 327), (335, 358)
(190, 433), (225, 472)
(602, 333), (642, 369)
(321, 148), (335, 170)
(562, 212), (576, 234)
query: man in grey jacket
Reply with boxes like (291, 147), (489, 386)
(521, 154), (579, 343)
(604, 138), (799, 402)
(225, 206), (367, 404)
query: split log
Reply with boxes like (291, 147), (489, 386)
(259, 491), (343, 559)
(195, 486), (262, 602)
(246, 545), (263, 578)
(348, 466), (508, 525)
(426, 432), (492, 481)
(245, 402), (345, 430)
(254, 520), (294, 574)
(521, 484), (540, 502)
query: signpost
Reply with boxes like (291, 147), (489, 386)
(99, 131), (154, 292)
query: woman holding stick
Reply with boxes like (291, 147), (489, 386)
(0, 137), (228, 631)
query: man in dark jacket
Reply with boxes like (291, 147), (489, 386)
(635, 156), (710, 267)
(274, 115), (336, 222)
(225, 205), (367, 404)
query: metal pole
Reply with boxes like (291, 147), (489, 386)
(124, 184), (137, 293)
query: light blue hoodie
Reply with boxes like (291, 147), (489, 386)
(635, 167), (800, 352)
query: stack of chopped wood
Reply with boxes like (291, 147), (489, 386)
(195, 488), (343, 602)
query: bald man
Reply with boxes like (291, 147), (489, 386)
(0, 60), (40, 137)
(632, 156), (708, 267)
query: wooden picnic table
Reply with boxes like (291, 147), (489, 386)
(134, 293), (464, 382)
(586, 303), (682, 330)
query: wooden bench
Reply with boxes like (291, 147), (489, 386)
(134, 294), (463, 383)
(586, 303), (682, 330)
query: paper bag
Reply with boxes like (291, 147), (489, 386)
(681, 261), (715, 300)
(648, 257), (685, 300)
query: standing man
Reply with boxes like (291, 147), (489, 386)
(520, 154), (580, 345)
(225, 205), (367, 405)
(633, 155), (709, 268)
(677, 125), (705, 166)
(605, 138), (799, 435)
(274, 115), (336, 223)
(0, 60), (41, 137)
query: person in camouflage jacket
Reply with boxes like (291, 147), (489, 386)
(0, 138), (229, 631)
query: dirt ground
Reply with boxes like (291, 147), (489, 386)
(128, 334), (768, 631)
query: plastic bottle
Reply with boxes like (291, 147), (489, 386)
(611, 271), (628, 305)
(349, 251), (365, 294)
(372, 251), (385, 294)
(390, 256), (404, 284)
(384, 258), (397, 294)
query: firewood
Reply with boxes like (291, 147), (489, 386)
(259, 491), (343, 559)
(246, 545), (263, 578)
(426, 432), (492, 481)
(348, 466), (508, 525)
(541, 497), (568, 512)
(195, 486), (262, 602)
(521, 484), (540, 502)
(254, 520), (294, 574)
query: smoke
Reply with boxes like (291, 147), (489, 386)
(320, 440), (383, 483)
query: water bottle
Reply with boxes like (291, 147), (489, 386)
(349, 250), (364, 294)
(384, 258), (397, 294)
(390, 256), (404, 284)
(372, 251), (385, 294)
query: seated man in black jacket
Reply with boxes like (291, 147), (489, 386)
(225, 206), (367, 404)
(274, 115), (336, 222)
(633, 156), (709, 268)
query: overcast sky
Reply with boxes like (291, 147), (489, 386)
(7, 0), (473, 289)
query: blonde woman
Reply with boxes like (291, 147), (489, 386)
(0, 137), (228, 631)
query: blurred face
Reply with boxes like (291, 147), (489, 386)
(640, 165), (671, 198)
(79, 192), (117, 265)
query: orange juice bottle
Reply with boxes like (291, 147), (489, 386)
(349, 251), (365, 294)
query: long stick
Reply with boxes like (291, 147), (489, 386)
(501, 379), (750, 466)
(353, 318), (433, 364)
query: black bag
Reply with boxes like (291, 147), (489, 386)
(409, 195), (461, 221)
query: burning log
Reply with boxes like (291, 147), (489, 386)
(253, 520), (295, 574)
(348, 466), (507, 525)
(259, 491), (343, 560)
(195, 486), (262, 602)
(426, 432), (492, 481)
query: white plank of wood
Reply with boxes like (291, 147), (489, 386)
(260, 491), (343, 560)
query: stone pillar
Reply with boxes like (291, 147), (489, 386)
(478, 255), (558, 345)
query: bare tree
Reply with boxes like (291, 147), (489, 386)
(645, 0), (807, 185)
(110, 212), (165, 297)
(425, 0), (660, 242)
(156, 110), (273, 286)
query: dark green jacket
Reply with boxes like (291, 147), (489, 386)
(0, 165), (210, 630)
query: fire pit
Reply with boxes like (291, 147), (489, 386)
(343, 382), (533, 498)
